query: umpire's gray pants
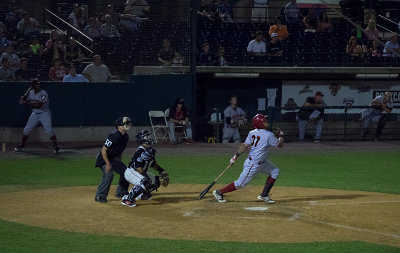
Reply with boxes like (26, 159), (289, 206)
(95, 159), (129, 199)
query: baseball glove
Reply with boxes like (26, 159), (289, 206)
(159, 171), (169, 187)
(273, 127), (284, 138)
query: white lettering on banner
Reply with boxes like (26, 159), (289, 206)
(373, 91), (400, 104)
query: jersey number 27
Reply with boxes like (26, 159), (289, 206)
(251, 135), (260, 147)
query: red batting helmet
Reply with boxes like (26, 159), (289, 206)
(252, 114), (267, 129)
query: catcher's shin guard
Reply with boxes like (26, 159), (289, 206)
(127, 185), (147, 201)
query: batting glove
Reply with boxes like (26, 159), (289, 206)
(230, 153), (239, 165)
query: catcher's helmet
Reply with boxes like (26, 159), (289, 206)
(115, 116), (132, 130)
(136, 130), (153, 144)
(252, 114), (267, 129)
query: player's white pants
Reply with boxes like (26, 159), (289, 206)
(234, 158), (279, 189)
(23, 110), (54, 137)
(124, 167), (156, 187)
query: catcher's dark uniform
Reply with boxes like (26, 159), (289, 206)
(95, 129), (130, 201)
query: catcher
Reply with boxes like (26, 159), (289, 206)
(121, 129), (169, 207)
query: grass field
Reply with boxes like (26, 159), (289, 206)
(1, 150), (399, 252)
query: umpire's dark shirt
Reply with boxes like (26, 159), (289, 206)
(95, 129), (129, 167)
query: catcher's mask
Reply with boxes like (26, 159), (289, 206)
(115, 116), (132, 131)
(252, 114), (268, 129)
(136, 130), (153, 144)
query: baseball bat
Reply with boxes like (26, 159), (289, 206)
(198, 163), (232, 200)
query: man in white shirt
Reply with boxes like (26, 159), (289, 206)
(83, 55), (112, 82)
(247, 31), (266, 56)
(213, 114), (284, 203)
(63, 64), (89, 82)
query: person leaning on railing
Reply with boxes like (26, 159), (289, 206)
(297, 91), (325, 143)
(361, 92), (393, 141)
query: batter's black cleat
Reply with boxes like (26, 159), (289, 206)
(14, 146), (25, 152)
(95, 196), (107, 203)
(53, 145), (60, 154)
(213, 190), (226, 203)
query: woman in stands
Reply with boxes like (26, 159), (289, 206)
(370, 39), (382, 57)
(318, 12), (331, 31)
(346, 36), (368, 57)
(364, 20), (379, 41)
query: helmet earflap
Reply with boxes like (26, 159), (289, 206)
(136, 130), (153, 144)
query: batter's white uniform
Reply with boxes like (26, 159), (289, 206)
(23, 89), (54, 137)
(234, 128), (280, 189)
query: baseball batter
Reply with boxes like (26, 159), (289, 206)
(122, 130), (169, 207)
(14, 79), (60, 153)
(213, 114), (284, 203)
(94, 117), (132, 203)
(222, 95), (247, 143)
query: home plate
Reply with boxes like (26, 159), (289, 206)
(245, 207), (268, 211)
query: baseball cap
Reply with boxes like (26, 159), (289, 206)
(271, 33), (278, 38)
(315, 91), (324, 96)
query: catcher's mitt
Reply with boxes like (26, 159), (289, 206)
(273, 127), (284, 138)
(159, 171), (169, 187)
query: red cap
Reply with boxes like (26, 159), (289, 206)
(315, 91), (324, 96)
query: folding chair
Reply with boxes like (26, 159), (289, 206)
(164, 108), (188, 142)
(148, 111), (170, 143)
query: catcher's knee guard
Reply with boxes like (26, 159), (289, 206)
(127, 185), (147, 201)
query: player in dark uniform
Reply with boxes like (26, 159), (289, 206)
(122, 130), (169, 207)
(94, 117), (132, 203)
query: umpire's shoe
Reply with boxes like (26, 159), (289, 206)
(95, 196), (107, 203)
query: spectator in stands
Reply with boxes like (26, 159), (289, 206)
(346, 36), (368, 57)
(0, 22), (6, 34)
(383, 34), (400, 57)
(216, 46), (229, 66)
(68, 4), (81, 32)
(284, 0), (302, 24)
(83, 17), (101, 38)
(199, 42), (216, 66)
(252, 0), (268, 23)
(5, 1), (23, 35)
(171, 52), (184, 66)
(370, 39), (382, 57)
(364, 19), (379, 41)
(303, 8), (317, 32)
(101, 14), (121, 37)
(157, 39), (174, 66)
(268, 18), (289, 41)
(29, 36), (43, 56)
(15, 58), (34, 81)
(0, 29), (10, 54)
(247, 31), (266, 56)
(65, 36), (84, 64)
(297, 91), (325, 142)
(125, 0), (150, 17)
(361, 92), (393, 141)
(49, 58), (68, 82)
(222, 95), (246, 143)
(318, 11), (331, 31)
(167, 98), (193, 144)
(63, 64), (88, 82)
(216, 0), (233, 23)
(0, 44), (20, 68)
(120, 8), (147, 32)
(266, 33), (283, 56)
(104, 5), (120, 27)
(17, 11), (40, 37)
(352, 20), (363, 40)
(15, 37), (29, 57)
(0, 58), (16, 81)
(83, 54), (112, 82)
(197, 0), (216, 22)
(42, 36), (66, 64)
(79, 5), (89, 30)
